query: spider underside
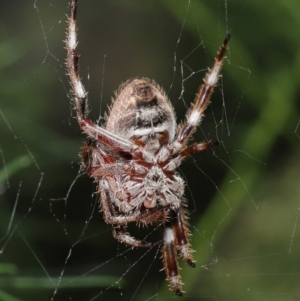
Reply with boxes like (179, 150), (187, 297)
(65, 0), (230, 296)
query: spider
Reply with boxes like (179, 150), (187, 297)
(65, 0), (230, 296)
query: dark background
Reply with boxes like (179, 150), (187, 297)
(1, 1), (300, 300)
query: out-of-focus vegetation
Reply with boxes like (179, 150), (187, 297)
(0, 1), (300, 301)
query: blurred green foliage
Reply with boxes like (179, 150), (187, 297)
(0, 0), (300, 300)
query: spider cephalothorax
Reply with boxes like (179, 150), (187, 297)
(66, 0), (230, 295)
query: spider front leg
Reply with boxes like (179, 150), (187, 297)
(66, 0), (143, 160)
(162, 206), (195, 296)
(176, 34), (230, 147)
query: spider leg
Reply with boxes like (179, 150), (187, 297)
(66, 0), (142, 159)
(162, 206), (195, 296)
(173, 207), (195, 267)
(113, 225), (155, 248)
(81, 120), (143, 159)
(66, 0), (87, 121)
(179, 140), (220, 159)
(163, 141), (220, 172)
(162, 222), (183, 296)
(176, 34), (230, 147)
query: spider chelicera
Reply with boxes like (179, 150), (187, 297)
(65, 0), (230, 295)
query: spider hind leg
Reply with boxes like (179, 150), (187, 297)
(173, 208), (195, 268)
(162, 224), (183, 296)
(113, 225), (155, 248)
(162, 207), (195, 296)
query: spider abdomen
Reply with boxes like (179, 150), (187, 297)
(106, 78), (177, 150)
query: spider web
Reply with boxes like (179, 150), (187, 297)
(1, 0), (300, 300)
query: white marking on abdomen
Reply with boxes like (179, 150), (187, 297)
(133, 126), (167, 136)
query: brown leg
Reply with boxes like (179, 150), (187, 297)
(176, 34), (231, 145)
(180, 140), (220, 159)
(173, 208), (195, 267)
(161, 206), (196, 296)
(162, 222), (183, 296)
(113, 225), (154, 248)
